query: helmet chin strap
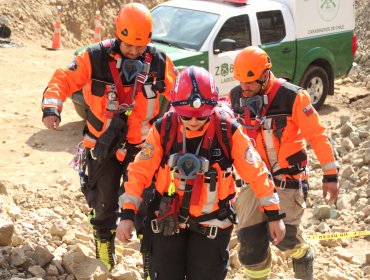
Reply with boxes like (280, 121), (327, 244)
(255, 70), (270, 96)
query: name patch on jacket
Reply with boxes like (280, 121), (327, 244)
(139, 143), (154, 160)
(303, 104), (314, 117)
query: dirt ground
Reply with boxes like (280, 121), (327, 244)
(0, 43), (369, 279)
(0, 45), (83, 189)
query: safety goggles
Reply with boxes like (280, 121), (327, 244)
(180, 115), (209, 121)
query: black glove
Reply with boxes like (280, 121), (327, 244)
(157, 194), (179, 236)
(92, 117), (126, 162)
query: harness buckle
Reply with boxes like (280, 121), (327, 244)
(151, 219), (160, 233)
(207, 226), (218, 239)
(279, 179), (286, 190)
(90, 148), (97, 160)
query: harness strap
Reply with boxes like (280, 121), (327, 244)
(188, 193), (237, 224)
(215, 109), (232, 159)
(273, 165), (306, 177)
(159, 112), (178, 167)
(177, 183), (194, 224)
(107, 50), (153, 106)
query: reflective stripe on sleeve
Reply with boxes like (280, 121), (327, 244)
(118, 193), (142, 211)
(321, 161), (339, 172)
(258, 192), (280, 206)
(42, 98), (63, 108)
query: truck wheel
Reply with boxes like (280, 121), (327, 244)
(73, 101), (87, 120)
(300, 66), (329, 110)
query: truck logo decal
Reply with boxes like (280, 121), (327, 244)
(318, 0), (340, 22)
(221, 63), (229, 76)
(215, 63), (234, 77)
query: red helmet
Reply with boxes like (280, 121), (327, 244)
(171, 66), (218, 118)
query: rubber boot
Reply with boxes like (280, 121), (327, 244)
(94, 229), (116, 270)
(292, 249), (314, 280)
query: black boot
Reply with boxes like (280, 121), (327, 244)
(94, 229), (116, 270)
(292, 249), (314, 280)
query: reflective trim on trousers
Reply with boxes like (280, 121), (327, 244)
(244, 266), (271, 279)
(291, 244), (310, 259)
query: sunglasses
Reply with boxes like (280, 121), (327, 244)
(180, 115), (209, 121)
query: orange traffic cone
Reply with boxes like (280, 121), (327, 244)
(47, 5), (62, 50)
(93, 10), (102, 43)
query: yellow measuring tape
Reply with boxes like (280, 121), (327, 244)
(306, 230), (370, 240)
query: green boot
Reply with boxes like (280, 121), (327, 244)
(94, 229), (116, 270)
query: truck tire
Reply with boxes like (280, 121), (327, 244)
(300, 66), (329, 110)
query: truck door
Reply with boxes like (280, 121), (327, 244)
(208, 14), (252, 96)
(257, 9), (296, 80)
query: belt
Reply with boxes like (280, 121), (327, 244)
(274, 178), (308, 190)
(151, 218), (231, 239)
(186, 223), (233, 239)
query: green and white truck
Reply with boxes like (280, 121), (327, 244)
(71, 0), (356, 118)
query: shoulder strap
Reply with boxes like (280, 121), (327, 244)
(260, 78), (286, 117)
(160, 112), (178, 166)
(214, 107), (233, 160)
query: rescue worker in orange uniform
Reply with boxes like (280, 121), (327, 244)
(41, 3), (176, 270)
(116, 66), (286, 280)
(229, 46), (339, 280)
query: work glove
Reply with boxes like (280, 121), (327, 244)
(157, 194), (179, 236)
(92, 117), (126, 162)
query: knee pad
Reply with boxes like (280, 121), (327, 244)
(292, 249), (314, 280)
(237, 221), (269, 265)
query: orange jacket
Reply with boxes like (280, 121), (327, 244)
(119, 110), (280, 227)
(42, 40), (177, 153)
(229, 73), (338, 182)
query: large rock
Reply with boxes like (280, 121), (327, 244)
(0, 219), (14, 246)
(62, 251), (109, 280)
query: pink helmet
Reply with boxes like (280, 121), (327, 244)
(171, 66), (218, 118)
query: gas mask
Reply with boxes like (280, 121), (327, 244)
(121, 59), (143, 82)
(168, 153), (209, 180)
(245, 95), (264, 117)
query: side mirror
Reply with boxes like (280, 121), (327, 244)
(214, 39), (236, 54)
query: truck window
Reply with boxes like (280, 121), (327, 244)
(257, 10), (286, 44)
(152, 6), (219, 51)
(213, 15), (251, 52)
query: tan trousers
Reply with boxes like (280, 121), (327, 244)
(235, 186), (309, 279)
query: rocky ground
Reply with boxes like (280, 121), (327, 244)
(0, 0), (369, 280)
